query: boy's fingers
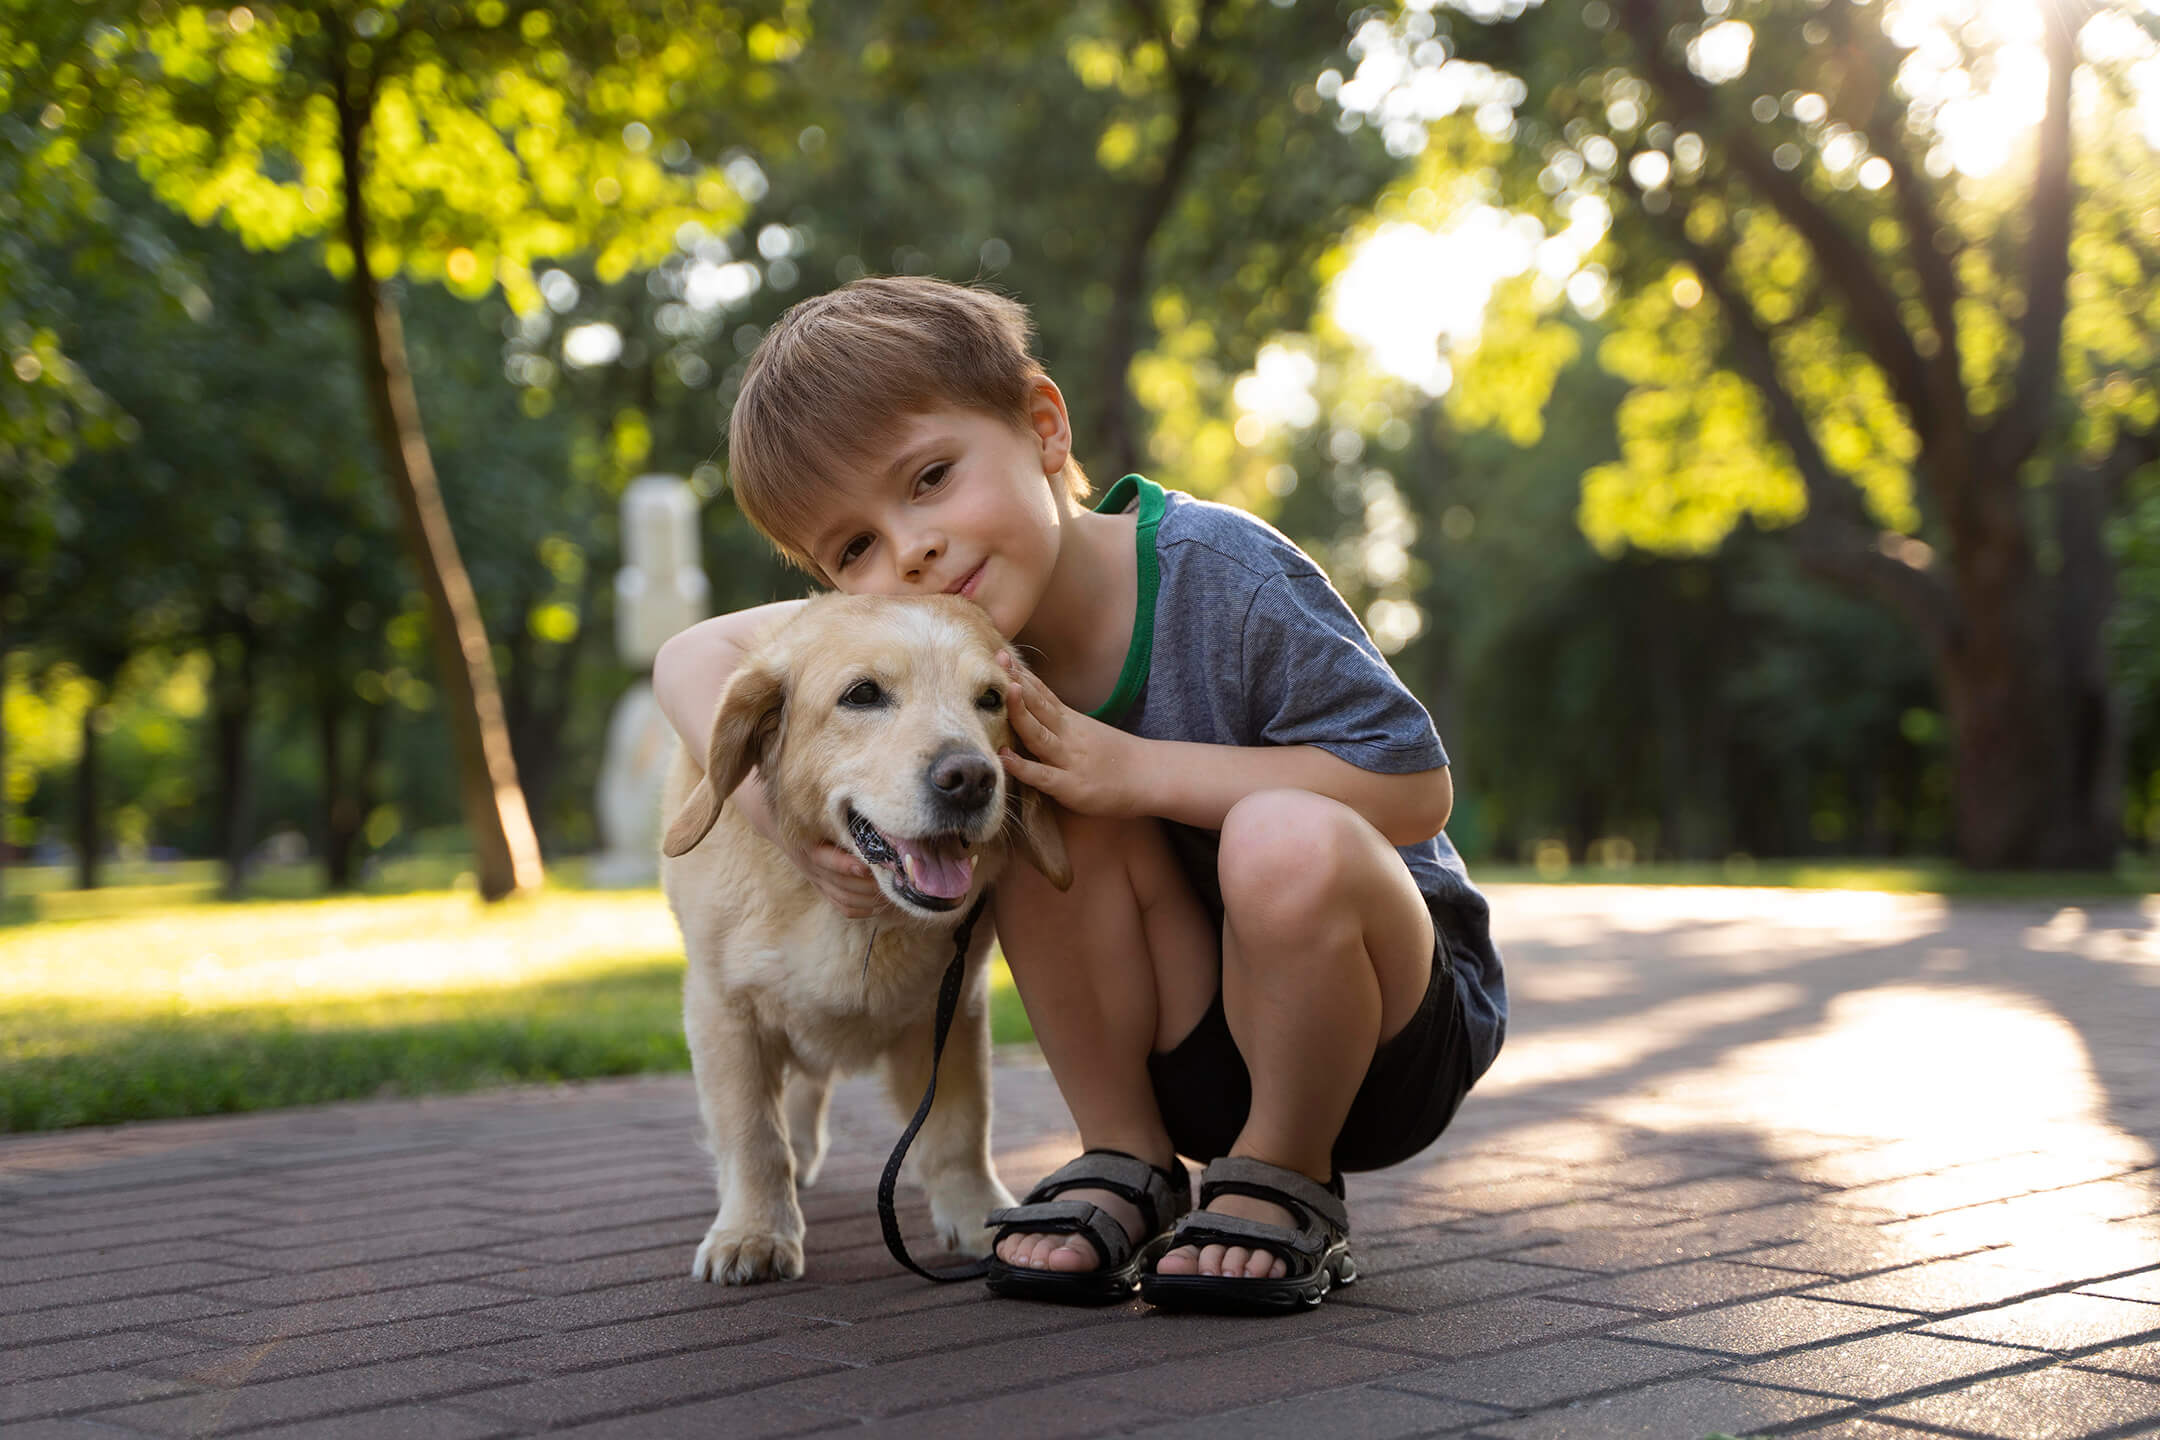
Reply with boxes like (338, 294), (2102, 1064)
(813, 842), (870, 877)
(998, 747), (1052, 788)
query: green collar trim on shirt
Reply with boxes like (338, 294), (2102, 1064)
(1086, 474), (1165, 725)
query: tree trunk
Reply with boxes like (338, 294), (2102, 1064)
(332, 67), (542, 901)
(211, 632), (258, 900)
(1935, 478), (2118, 869)
(318, 681), (351, 890)
(74, 703), (99, 891)
(320, 684), (388, 892)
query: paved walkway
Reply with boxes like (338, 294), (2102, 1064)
(5, 886), (2160, 1438)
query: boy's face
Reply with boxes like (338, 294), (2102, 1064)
(800, 384), (1072, 641)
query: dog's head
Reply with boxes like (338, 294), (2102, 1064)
(662, 594), (1071, 919)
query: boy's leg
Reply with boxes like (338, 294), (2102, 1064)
(990, 810), (1218, 1272)
(1156, 788), (1436, 1281)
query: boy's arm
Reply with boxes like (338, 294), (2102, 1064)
(653, 601), (888, 918)
(651, 601), (806, 760)
(996, 658), (1452, 847)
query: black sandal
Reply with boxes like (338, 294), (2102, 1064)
(984, 1149), (1191, 1305)
(1139, 1155), (1356, 1314)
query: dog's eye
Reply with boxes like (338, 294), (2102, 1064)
(841, 679), (886, 708)
(977, 686), (1003, 712)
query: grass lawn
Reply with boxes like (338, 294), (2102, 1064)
(0, 868), (1037, 1132)
(2, 852), (2146, 1132)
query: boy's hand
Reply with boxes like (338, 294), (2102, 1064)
(735, 773), (888, 917)
(789, 838), (889, 919)
(996, 653), (1141, 818)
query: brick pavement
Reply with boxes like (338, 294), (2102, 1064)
(5, 885), (2160, 1438)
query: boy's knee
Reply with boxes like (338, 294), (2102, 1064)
(1218, 790), (1367, 931)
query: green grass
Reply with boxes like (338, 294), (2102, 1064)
(1, 885), (696, 1131)
(0, 866), (1038, 1132)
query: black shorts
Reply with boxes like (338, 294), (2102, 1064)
(1145, 900), (1477, 1174)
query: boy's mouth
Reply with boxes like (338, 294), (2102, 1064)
(845, 808), (976, 909)
(944, 562), (984, 599)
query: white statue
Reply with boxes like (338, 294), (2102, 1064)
(591, 475), (709, 888)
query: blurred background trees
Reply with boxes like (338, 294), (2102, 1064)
(3, 0), (2155, 894)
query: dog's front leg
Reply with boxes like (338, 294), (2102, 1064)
(686, 987), (804, 1284)
(881, 967), (1017, 1258)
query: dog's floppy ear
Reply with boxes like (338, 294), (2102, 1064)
(1011, 785), (1072, 891)
(662, 656), (786, 858)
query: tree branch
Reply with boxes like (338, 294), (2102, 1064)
(1655, 184), (1957, 653)
(1094, 0), (1223, 478)
(1616, 0), (1940, 442)
(1825, 0), (1969, 438)
(1991, 0), (2080, 472)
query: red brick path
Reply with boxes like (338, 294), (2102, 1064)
(5, 886), (2159, 1437)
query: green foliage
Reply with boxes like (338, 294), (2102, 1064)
(103, 0), (784, 309)
(1428, 0), (2156, 556)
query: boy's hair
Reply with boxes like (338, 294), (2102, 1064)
(726, 275), (1090, 578)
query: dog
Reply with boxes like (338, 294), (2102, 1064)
(659, 594), (1070, 1284)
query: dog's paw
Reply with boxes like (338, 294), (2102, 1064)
(691, 1226), (805, 1285)
(792, 1142), (826, 1190)
(929, 1175), (1018, 1258)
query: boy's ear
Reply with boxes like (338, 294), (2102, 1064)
(662, 657), (787, 858)
(1026, 375), (1073, 477)
(1010, 785), (1072, 891)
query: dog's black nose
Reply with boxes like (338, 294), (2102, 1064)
(927, 747), (998, 812)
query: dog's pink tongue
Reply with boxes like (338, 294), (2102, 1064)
(895, 837), (974, 899)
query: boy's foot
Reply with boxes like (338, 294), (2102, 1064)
(997, 1187), (1290, 1281)
(1140, 1157), (1354, 1313)
(1154, 1192), (1291, 1280)
(985, 1150), (1190, 1305)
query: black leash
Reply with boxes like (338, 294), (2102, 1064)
(877, 894), (993, 1283)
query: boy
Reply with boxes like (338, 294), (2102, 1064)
(654, 276), (1505, 1312)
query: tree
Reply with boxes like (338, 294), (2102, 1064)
(1417, 0), (2160, 867)
(78, 0), (793, 896)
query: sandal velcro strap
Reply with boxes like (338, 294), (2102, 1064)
(1164, 1211), (1324, 1266)
(1195, 1156), (1349, 1236)
(1021, 1148), (1188, 1237)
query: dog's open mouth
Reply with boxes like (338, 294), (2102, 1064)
(846, 808), (976, 910)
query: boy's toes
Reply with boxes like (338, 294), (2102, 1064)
(996, 1231), (1100, 1271)
(1156, 1242), (1199, 1276)
(1220, 1244), (1278, 1279)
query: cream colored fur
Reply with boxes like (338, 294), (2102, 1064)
(659, 594), (1070, 1285)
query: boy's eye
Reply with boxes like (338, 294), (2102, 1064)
(913, 463), (950, 496)
(840, 679), (886, 708)
(835, 535), (871, 569)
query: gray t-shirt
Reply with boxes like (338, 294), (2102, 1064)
(1089, 476), (1506, 1081)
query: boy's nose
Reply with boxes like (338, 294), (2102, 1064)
(900, 537), (942, 584)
